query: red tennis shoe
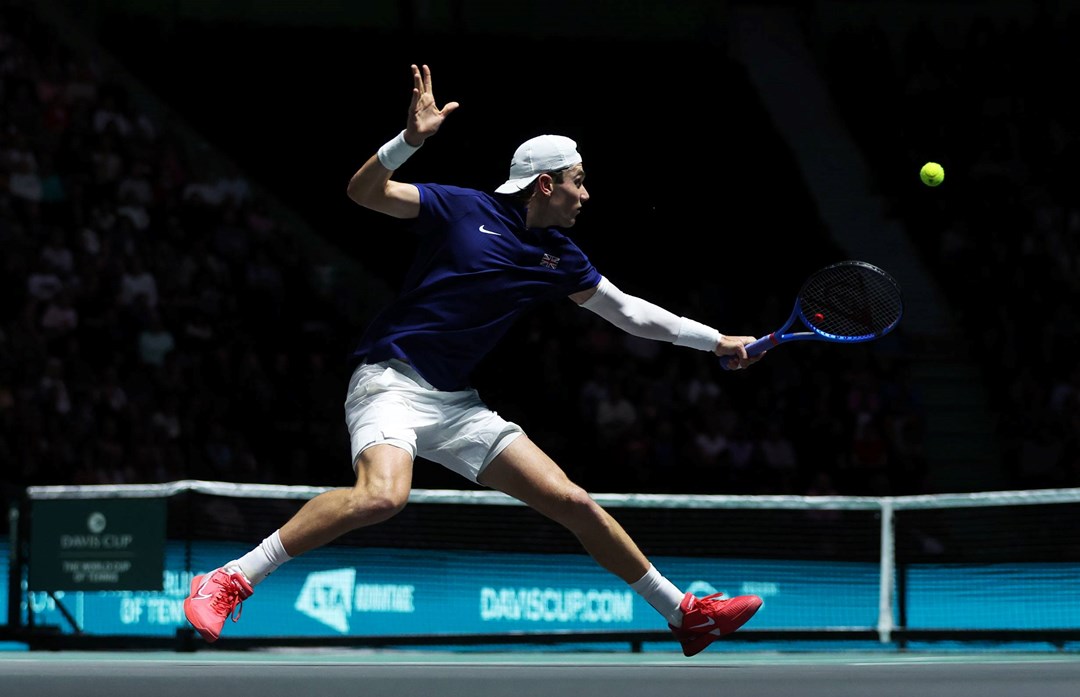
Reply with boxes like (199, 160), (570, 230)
(669, 591), (762, 657)
(184, 567), (253, 642)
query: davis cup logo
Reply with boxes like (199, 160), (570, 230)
(87, 511), (107, 534)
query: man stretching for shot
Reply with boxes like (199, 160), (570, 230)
(185, 64), (764, 657)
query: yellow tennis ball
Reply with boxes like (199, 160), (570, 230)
(920, 162), (944, 187)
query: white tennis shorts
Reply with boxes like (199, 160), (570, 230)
(344, 359), (524, 483)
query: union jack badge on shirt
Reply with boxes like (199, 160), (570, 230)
(540, 253), (560, 269)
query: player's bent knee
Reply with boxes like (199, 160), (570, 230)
(547, 486), (603, 524)
(344, 489), (407, 526)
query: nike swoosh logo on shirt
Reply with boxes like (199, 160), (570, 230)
(479, 225), (502, 236)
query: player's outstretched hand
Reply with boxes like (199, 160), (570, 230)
(405, 64), (459, 145)
(715, 335), (762, 370)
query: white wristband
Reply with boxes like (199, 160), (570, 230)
(673, 317), (722, 352)
(377, 130), (421, 170)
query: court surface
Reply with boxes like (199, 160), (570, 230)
(2, 650), (1079, 697)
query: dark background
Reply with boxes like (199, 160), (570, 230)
(92, 9), (831, 305)
(85, 1), (838, 423)
(86, 0), (837, 487)
(3, 0), (1079, 499)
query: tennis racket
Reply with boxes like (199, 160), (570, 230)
(719, 260), (903, 370)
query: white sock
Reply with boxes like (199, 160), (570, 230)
(629, 565), (686, 627)
(228, 530), (292, 586)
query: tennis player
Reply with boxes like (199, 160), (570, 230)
(185, 64), (763, 657)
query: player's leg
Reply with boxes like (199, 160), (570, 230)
(184, 361), (420, 643)
(277, 444), (413, 556)
(477, 435), (762, 656)
(478, 434), (650, 582)
(183, 445), (414, 643)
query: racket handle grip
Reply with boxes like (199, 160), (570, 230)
(718, 335), (773, 370)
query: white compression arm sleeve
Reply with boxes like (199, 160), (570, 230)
(579, 276), (722, 351)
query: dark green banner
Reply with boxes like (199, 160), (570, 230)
(29, 498), (166, 591)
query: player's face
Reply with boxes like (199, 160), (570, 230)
(550, 164), (588, 227)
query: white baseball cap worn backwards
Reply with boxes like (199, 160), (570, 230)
(495, 134), (582, 194)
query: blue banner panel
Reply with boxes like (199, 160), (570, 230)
(22, 541), (881, 637)
(15, 540), (1080, 645)
(905, 563), (1080, 629)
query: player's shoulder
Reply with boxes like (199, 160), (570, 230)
(417, 182), (487, 200)
(418, 182), (509, 213)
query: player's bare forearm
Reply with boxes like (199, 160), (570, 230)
(346, 155), (419, 219)
(346, 63), (457, 220)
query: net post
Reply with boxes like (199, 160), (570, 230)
(876, 498), (895, 644)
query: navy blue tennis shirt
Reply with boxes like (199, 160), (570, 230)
(351, 183), (602, 391)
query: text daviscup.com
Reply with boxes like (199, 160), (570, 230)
(293, 567), (637, 633)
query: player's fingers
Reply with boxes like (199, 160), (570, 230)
(421, 64), (432, 93)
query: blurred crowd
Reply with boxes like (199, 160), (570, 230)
(819, 8), (1080, 490)
(0, 2), (355, 502)
(5, 2), (1076, 504)
(486, 291), (924, 499)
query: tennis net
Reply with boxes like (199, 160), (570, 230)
(8, 481), (1080, 651)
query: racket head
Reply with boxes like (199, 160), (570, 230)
(795, 260), (903, 342)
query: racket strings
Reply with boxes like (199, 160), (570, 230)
(798, 262), (903, 340)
